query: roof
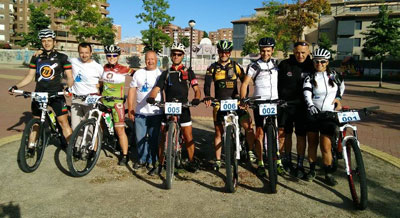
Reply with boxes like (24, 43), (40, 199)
(231, 17), (257, 24)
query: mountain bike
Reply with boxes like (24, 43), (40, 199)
(321, 106), (378, 210)
(66, 95), (133, 177)
(247, 98), (285, 193)
(13, 90), (68, 173)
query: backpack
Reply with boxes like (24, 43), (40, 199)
(248, 58), (278, 82)
(209, 60), (239, 81)
(164, 65), (191, 89)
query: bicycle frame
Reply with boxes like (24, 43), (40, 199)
(223, 112), (241, 160)
(338, 123), (359, 176)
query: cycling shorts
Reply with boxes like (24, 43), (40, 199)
(277, 104), (307, 136)
(31, 96), (68, 117)
(213, 106), (250, 126)
(162, 107), (192, 127)
(109, 103), (125, 127)
(306, 114), (337, 136)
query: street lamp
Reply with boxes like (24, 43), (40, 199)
(188, 19), (196, 69)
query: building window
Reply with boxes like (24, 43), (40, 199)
(355, 21), (362, 30)
(350, 7), (361, 12)
(0, 35), (5, 41)
(353, 55), (360, 60)
(0, 4), (4, 9)
(354, 38), (361, 47)
(0, 24), (4, 30)
(0, 15), (4, 20)
(19, 24), (23, 29)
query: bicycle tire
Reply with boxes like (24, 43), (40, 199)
(17, 118), (47, 173)
(225, 125), (238, 193)
(346, 137), (368, 210)
(266, 124), (278, 193)
(67, 118), (102, 177)
(165, 121), (177, 190)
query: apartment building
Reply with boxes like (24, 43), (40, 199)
(161, 23), (204, 45)
(208, 28), (233, 44)
(231, 0), (400, 60)
(0, 0), (13, 45)
(10, 0), (110, 51)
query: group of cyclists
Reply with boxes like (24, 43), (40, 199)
(8, 28), (345, 187)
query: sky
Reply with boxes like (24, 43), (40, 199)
(108, 0), (265, 39)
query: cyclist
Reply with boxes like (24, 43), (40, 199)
(303, 48), (345, 186)
(277, 41), (314, 178)
(204, 40), (256, 170)
(147, 42), (201, 173)
(240, 37), (279, 176)
(69, 42), (103, 130)
(8, 28), (73, 145)
(101, 45), (134, 166)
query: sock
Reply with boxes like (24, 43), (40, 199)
(310, 162), (316, 172)
(258, 160), (264, 167)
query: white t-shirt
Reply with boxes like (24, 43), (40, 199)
(130, 68), (162, 116)
(70, 58), (103, 95)
(247, 58), (279, 100)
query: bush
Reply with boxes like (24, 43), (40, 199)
(126, 55), (141, 68)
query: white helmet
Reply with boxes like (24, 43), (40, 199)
(171, 42), (185, 54)
(313, 48), (331, 59)
(38, 29), (56, 39)
(104, 44), (121, 54)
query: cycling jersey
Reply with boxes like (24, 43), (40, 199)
(246, 58), (278, 100)
(155, 64), (198, 103)
(204, 60), (244, 100)
(303, 71), (345, 112)
(29, 51), (72, 92)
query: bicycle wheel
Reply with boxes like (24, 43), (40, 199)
(17, 118), (47, 173)
(346, 137), (368, 210)
(165, 122), (177, 190)
(225, 125), (238, 193)
(266, 124), (278, 193)
(67, 118), (102, 177)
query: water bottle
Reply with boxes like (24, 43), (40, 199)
(104, 113), (114, 135)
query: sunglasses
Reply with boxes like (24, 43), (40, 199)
(313, 60), (328, 64)
(172, 53), (183, 57)
(219, 51), (231, 55)
(106, 54), (119, 58)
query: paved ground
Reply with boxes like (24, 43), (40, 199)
(0, 119), (399, 218)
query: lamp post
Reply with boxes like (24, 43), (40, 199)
(188, 19), (196, 69)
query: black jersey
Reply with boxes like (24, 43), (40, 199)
(29, 51), (72, 92)
(155, 64), (198, 103)
(278, 55), (313, 103)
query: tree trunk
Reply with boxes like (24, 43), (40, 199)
(379, 61), (383, 88)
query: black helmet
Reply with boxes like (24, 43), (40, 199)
(216, 40), (233, 52)
(104, 45), (121, 55)
(258, 37), (275, 48)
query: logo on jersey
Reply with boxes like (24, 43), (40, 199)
(75, 73), (83, 82)
(106, 73), (113, 79)
(287, 71), (293, 77)
(38, 63), (58, 81)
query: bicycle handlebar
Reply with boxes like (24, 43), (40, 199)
(13, 90), (66, 98)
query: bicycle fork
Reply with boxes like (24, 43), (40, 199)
(224, 114), (241, 159)
(340, 124), (359, 176)
(81, 109), (102, 151)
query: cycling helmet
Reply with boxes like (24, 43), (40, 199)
(258, 37), (275, 48)
(171, 42), (185, 54)
(38, 29), (56, 39)
(313, 48), (331, 59)
(216, 40), (233, 52)
(104, 45), (121, 54)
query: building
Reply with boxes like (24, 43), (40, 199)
(231, 0), (400, 60)
(113, 24), (121, 43)
(0, 0), (13, 46)
(10, 0), (111, 51)
(161, 23), (204, 45)
(208, 28), (233, 44)
(117, 37), (144, 56)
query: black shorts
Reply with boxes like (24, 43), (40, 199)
(162, 107), (192, 127)
(277, 104), (307, 136)
(306, 115), (337, 136)
(213, 107), (250, 125)
(31, 96), (68, 117)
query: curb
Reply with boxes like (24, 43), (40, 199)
(361, 144), (400, 169)
(0, 134), (22, 148)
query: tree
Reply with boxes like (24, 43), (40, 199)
(52, 0), (115, 45)
(318, 33), (336, 57)
(203, 31), (209, 38)
(16, 4), (51, 48)
(179, 36), (189, 47)
(136, 0), (174, 53)
(126, 56), (141, 68)
(362, 5), (400, 88)
(287, 0), (331, 41)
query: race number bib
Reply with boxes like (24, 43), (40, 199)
(337, 111), (361, 123)
(32, 92), (48, 103)
(84, 95), (101, 105)
(165, 102), (182, 115)
(220, 99), (238, 111)
(259, 103), (277, 116)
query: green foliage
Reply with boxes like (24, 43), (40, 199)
(16, 4), (51, 48)
(362, 5), (400, 61)
(318, 33), (336, 56)
(126, 55), (141, 68)
(179, 36), (190, 47)
(162, 56), (169, 69)
(52, 0), (115, 45)
(203, 31), (209, 38)
(136, 0), (174, 53)
(92, 53), (101, 64)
